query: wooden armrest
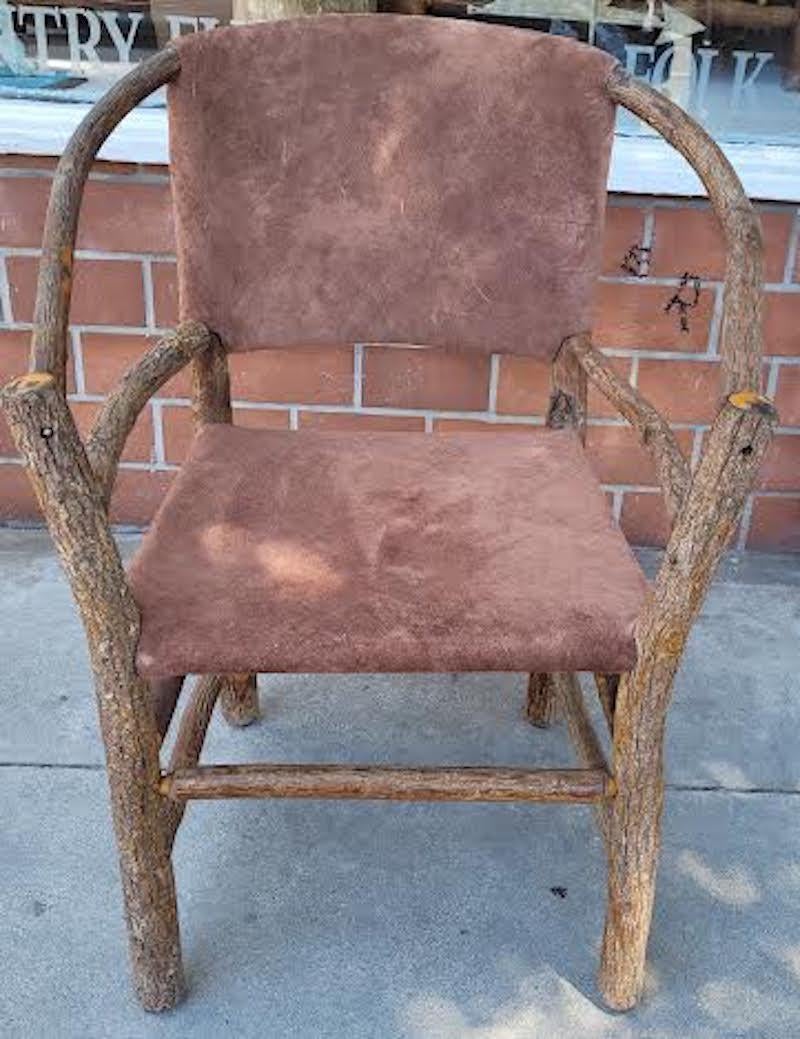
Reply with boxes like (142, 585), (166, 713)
(607, 68), (763, 395)
(86, 321), (216, 507)
(564, 336), (690, 524)
(31, 48), (180, 393)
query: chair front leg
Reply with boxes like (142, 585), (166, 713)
(1, 373), (184, 1010)
(103, 670), (185, 1010)
(599, 665), (668, 1009)
(220, 672), (260, 727)
(598, 390), (777, 1009)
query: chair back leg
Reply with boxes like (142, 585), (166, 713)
(525, 673), (557, 727)
(220, 672), (261, 727)
(108, 673), (185, 1011)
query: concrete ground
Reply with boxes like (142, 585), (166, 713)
(1, 529), (799, 1039)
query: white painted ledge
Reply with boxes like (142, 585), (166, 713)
(0, 97), (798, 202)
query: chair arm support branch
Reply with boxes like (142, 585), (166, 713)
(0, 370), (157, 730)
(86, 321), (217, 506)
(566, 335), (691, 523)
(607, 67), (763, 395)
(631, 391), (777, 722)
(31, 47), (181, 393)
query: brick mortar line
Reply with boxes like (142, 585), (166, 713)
(70, 328), (86, 395)
(488, 354), (500, 414)
(151, 400), (165, 466)
(0, 254), (13, 324)
(141, 258), (156, 331)
(610, 488), (624, 523)
(2, 246), (797, 291)
(783, 207), (800, 285)
(352, 344), (364, 408)
(641, 207), (655, 256)
(690, 428), (704, 470)
(52, 394), (800, 436)
(766, 359), (781, 398)
(0, 247), (176, 262)
(0, 167), (171, 185)
(10, 321), (800, 365)
(706, 283), (723, 357)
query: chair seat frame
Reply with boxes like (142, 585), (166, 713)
(0, 40), (777, 1014)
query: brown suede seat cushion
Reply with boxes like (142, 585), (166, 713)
(129, 425), (647, 678)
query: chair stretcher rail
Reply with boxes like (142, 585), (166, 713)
(159, 763), (613, 803)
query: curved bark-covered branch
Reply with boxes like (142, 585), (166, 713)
(607, 67), (763, 395)
(31, 47), (181, 393)
(548, 336), (587, 443)
(567, 335), (691, 523)
(600, 390), (777, 1010)
(191, 334), (233, 426)
(85, 321), (215, 506)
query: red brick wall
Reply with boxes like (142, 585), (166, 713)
(1, 155), (798, 549)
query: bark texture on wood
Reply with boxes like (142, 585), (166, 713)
(548, 337), (587, 443)
(86, 321), (213, 506)
(163, 674), (224, 846)
(553, 673), (608, 774)
(608, 68), (764, 395)
(191, 332), (232, 427)
(151, 676), (185, 740)
(378, 0), (428, 11)
(525, 673), (557, 727)
(553, 672), (611, 846)
(30, 48), (180, 393)
(161, 763), (612, 803)
(233, 0), (373, 19)
(567, 335), (690, 523)
(599, 392), (777, 1011)
(594, 673), (619, 734)
(0, 372), (183, 1011)
(220, 672), (260, 727)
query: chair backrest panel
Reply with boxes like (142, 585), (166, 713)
(168, 16), (617, 358)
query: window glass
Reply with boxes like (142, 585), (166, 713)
(0, 1), (798, 147)
(0, 1), (230, 105)
(469, 0), (800, 144)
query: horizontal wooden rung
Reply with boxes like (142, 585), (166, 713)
(159, 763), (613, 804)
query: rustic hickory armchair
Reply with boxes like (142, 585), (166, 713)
(2, 14), (777, 1014)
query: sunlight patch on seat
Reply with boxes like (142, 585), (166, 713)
(201, 524), (343, 599)
(256, 541), (344, 598)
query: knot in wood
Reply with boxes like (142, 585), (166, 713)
(660, 629), (685, 658)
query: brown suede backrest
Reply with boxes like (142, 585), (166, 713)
(168, 16), (617, 358)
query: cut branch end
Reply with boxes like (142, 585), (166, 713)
(727, 390), (777, 418)
(2, 371), (57, 399)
